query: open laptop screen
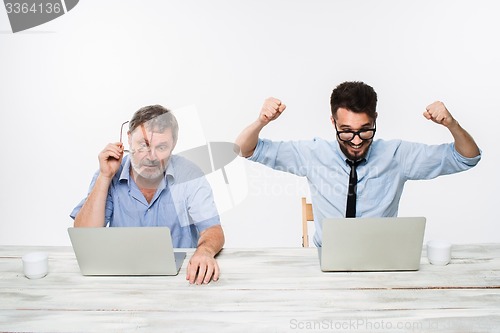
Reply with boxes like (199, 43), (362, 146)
(320, 217), (426, 272)
(68, 227), (186, 276)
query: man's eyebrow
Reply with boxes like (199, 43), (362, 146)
(339, 122), (373, 130)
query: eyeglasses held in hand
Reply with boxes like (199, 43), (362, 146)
(120, 121), (130, 152)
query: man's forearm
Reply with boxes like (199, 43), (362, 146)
(196, 225), (225, 257)
(447, 120), (480, 158)
(235, 120), (265, 158)
(73, 174), (111, 227)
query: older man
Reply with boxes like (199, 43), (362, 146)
(71, 105), (224, 284)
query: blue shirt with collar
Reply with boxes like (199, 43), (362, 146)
(248, 138), (481, 247)
(70, 154), (221, 248)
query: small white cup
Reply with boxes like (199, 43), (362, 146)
(22, 252), (48, 279)
(427, 241), (452, 266)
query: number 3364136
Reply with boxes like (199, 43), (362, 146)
(5, 2), (62, 14)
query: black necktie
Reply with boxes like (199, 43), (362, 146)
(346, 159), (365, 218)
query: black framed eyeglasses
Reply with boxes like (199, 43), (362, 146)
(334, 120), (376, 142)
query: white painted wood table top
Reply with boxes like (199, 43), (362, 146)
(1, 244), (499, 332)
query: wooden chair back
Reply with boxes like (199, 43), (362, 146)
(301, 197), (314, 247)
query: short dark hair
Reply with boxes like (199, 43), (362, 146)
(330, 81), (378, 120)
(129, 105), (179, 143)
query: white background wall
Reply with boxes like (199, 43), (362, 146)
(1, 0), (498, 247)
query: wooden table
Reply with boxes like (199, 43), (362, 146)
(1, 245), (499, 332)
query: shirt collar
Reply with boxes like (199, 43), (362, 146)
(119, 156), (132, 182)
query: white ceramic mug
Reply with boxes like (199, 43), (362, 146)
(427, 241), (452, 266)
(22, 252), (48, 279)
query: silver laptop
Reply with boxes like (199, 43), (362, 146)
(68, 227), (186, 276)
(320, 217), (426, 272)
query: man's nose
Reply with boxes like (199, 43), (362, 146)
(351, 135), (363, 145)
(147, 148), (159, 158)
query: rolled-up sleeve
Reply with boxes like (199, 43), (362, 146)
(248, 138), (313, 177)
(400, 141), (481, 180)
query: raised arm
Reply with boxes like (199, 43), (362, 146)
(235, 97), (286, 157)
(73, 143), (124, 227)
(423, 101), (480, 158)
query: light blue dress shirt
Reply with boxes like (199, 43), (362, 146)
(249, 138), (481, 247)
(70, 155), (220, 248)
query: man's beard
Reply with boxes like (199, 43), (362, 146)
(130, 158), (167, 180)
(338, 139), (372, 161)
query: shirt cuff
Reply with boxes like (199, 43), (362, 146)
(452, 144), (482, 166)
